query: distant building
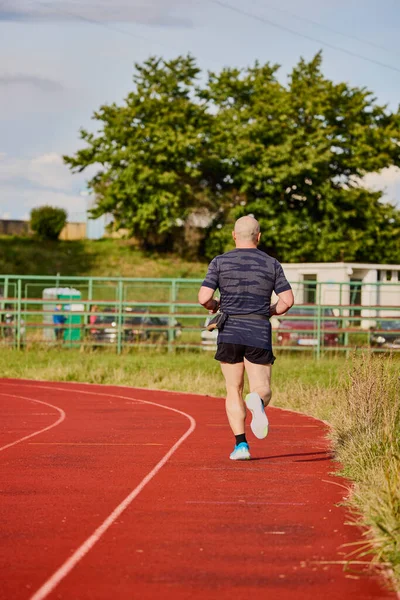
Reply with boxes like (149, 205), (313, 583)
(0, 219), (30, 236)
(281, 262), (400, 327)
(59, 222), (86, 240)
(85, 194), (114, 239)
(0, 219), (86, 240)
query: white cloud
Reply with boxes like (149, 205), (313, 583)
(1, 185), (87, 221)
(0, 152), (82, 191)
(363, 166), (400, 206)
(0, 74), (63, 92)
(0, 152), (92, 220)
(0, 81), (80, 119)
(0, 0), (194, 27)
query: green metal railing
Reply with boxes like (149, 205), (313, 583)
(0, 275), (399, 355)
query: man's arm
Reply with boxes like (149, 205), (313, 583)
(270, 289), (294, 316)
(198, 286), (220, 313)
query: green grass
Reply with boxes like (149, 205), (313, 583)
(0, 349), (343, 414)
(0, 349), (398, 591)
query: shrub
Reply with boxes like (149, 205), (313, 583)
(30, 206), (67, 241)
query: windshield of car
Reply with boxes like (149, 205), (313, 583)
(124, 316), (146, 326)
(289, 307), (334, 317)
(148, 317), (168, 326)
(377, 320), (400, 330)
(97, 315), (116, 325)
(97, 308), (147, 326)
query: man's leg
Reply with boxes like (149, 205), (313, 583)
(244, 359), (272, 440)
(220, 361), (246, 435)
(244, 359), (272, 406)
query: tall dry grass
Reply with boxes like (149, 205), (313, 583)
(274, 353), (400, 589)
(333, 354), (400, 585)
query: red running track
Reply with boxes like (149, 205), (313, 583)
(0, 378), (397, 600)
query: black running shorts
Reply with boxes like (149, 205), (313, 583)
(214, 343), (276, 365)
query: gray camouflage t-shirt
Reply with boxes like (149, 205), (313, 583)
(202, 248), (291, 350)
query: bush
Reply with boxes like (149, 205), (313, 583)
(30, 206), (67, 241)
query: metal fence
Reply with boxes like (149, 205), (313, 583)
(0, 275), (399, 356)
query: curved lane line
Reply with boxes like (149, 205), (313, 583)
(0, 393), (66, 453)
(7, 384), (197, 600)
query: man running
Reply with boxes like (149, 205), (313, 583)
(198, 216), (294, 460)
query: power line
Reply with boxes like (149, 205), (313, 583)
(250, 0), (400, 58)
(33, 1), (181, 54)
(209, 0), (400, 74)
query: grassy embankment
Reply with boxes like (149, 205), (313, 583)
(0, 236), (207, 278)
(0, 349), (399, 591)
(0, 236), (209, 345)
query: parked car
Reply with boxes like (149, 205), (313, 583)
(201, 315), (218, 350)
(201, 307), (341, 349)
(90, 307), (181, 345)
(0, 304), (25, 346)
(277, 306), (340, 347)
(370, 320), (400, 349)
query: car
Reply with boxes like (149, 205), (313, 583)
(276, 306), (340, 347)
(201, 315), (218, 350)
(90, 307), (181, 345)
(0, 305), (26, 346)
(370, 319), (400, 349)
(201, 307), (341, 350)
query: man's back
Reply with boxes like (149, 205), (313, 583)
(204, 248), (291, 318)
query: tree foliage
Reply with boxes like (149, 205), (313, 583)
(30, 206), (67, 241)
(65, 53), (400, 262)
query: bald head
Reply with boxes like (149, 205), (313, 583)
(233, 216), (261, 247)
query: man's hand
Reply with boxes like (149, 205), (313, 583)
(208, 298), (220, 314)
(198, 286), (220, 313)
(204, 297), (220, 313)
(270, 290), (294, 316)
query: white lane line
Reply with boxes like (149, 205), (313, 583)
(185, 501), (306, 506)
(0, 393), (65, 453)
(28, 443), (163, 446)
(6, 383), (196, 600)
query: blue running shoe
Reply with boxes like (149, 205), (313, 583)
(229, 442), (251, 460)
(245, 392), (269, 439)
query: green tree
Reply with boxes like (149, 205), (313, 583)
(65, 56), (219, 251)
(30, 206), (67, 241)
(204, 53), (400, 261)
(65, 53), (400, 261)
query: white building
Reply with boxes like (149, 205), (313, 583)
(281, 262), (400, 328)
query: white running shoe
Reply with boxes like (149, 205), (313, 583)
(229, 442), (251, 460)
(245, 392), (269, 439)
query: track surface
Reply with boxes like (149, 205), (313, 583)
(0, 378), (396, 600)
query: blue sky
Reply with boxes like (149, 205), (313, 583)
(1, 0), (399, 221)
